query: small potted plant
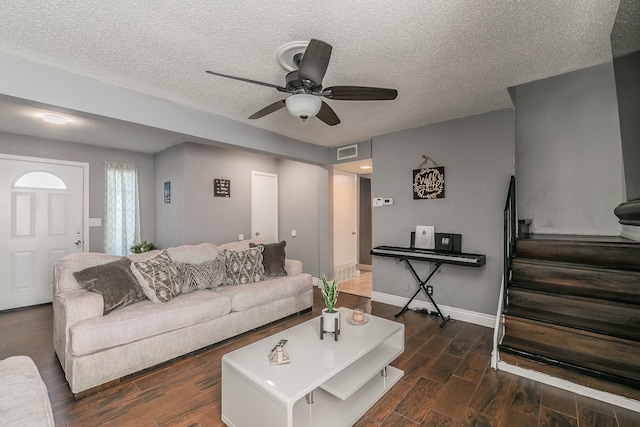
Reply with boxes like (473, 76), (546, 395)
(130, 241), (157, 254)
(321, 275), (340, 333)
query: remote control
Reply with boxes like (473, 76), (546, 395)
(272, 339), (287, 352)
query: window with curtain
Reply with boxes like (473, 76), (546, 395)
(104, 162), (140, 255)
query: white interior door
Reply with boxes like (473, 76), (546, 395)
(0, 155), (87, 310)
(333, 171), (358, 269)
(251, 171), (278, 243)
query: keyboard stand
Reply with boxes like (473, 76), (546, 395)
(395, 259), (451, 328)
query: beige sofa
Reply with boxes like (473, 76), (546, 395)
(0, 356), (55, 426)
(53, 239), (313, 395)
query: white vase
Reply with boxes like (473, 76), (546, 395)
(322, 308), (341, 333)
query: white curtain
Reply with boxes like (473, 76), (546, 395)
(104, 162), (140, 255)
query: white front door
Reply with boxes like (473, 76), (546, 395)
(251, 171), (278, 243)
(333, 171), (358, 272)
(0, 155), (87, 310)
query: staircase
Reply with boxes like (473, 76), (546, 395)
(499, 236), (640, 391)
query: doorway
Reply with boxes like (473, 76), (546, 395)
(0, 154), (88, 310)
(333, 159), (373, 297)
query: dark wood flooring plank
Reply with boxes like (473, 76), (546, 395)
(393, 377), (443, 421)
(422, 409), (461, 427)
(541, 384), (577, 418)
(431, 376), (477, 421)
(505, 376), (542, 418)
(453, 352), (489, 384)
(469, 375), (511, 419)
(539, 407), (578, 427)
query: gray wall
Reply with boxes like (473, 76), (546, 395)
(154, 144), (186, 248)
(511, 63), (624, 235)
(154, 143), (329, 277)
(279, 160), (330, 278)
(0, 132), (155, 252)
(371, 108), (514, 315)
(613, 50), (640, 202)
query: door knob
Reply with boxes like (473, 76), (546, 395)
(74, 240), (82, 247)
(255, 232), (260, 236)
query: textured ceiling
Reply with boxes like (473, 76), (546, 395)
(0, 0), (622, 149)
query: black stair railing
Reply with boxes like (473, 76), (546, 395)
(503, 176), (516, 309)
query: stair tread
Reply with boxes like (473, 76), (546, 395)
(504, 307), (640, 341)
(512, 256), (640, 273)
(509, 279), (640, 304)
(500, 335), (640, 381)
(515, 238), (640, 271)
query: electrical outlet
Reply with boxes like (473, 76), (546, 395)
(402, 283), (409, 291)
(238, 234), (244, 241)
(426, 285), (433, 296)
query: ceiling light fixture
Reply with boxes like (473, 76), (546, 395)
(39, 113), (71, 125)
(285, 94), (322, 121)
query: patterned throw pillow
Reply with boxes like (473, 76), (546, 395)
(130, 250), (181, 303)
(249, 241), (288, 277)
(222, 246), (265, 286)
(73, 257), (145, 314)
(175, 256), (226, 293)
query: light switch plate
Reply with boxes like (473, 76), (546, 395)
(89, 218), (102, 227)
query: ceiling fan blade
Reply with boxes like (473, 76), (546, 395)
(206, 71), (287, 92)
(298, 39), (332, 87)
(317, 101), (341, 126)
(325, 86), (398, 101)
(248, 100), (286, 119)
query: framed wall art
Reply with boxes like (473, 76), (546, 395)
(214, 178), (231, 197)
(164, 181), (171, 203)
(413, 156), (445, 199)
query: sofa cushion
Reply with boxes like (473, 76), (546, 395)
(215, 273), (312, 311)
(175, 257), (226, 293)
(218, 238), (264, 252)
(166, 242), (219, 264)
(54, 252), (121, 293)
(222, 246), (265, 286)
(131, 250), (182, 303)
(73, 257), (145, 315)
(69, 290), (232, 356)
(250, 241), (288, 277)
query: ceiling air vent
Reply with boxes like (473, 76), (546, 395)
(337, 144), (358, 161)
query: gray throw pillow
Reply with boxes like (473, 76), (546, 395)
(249, 241), (288, 277)
(130, 250), (182, 303)
(175, 256), (226, 293)
(221, 246), (265, 286)
(73, 257), (145, 315)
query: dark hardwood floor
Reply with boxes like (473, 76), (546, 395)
(1, 289), (639, 426)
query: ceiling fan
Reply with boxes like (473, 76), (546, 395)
(206, 39), (398, 126)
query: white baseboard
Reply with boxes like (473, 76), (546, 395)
(371, 291), (496, 328)
(621, 224), (640, 242)
(497, 361), (640, 412)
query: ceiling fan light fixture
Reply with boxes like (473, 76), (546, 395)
(285, 94), (321, 121)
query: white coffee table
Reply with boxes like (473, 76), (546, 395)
(221, 307), (404, 427)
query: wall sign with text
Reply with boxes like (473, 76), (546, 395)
(214, 179), (231, 197)
(412, 167), (445, 199)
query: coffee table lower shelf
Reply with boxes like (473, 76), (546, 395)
(292, 365), (403, 426)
